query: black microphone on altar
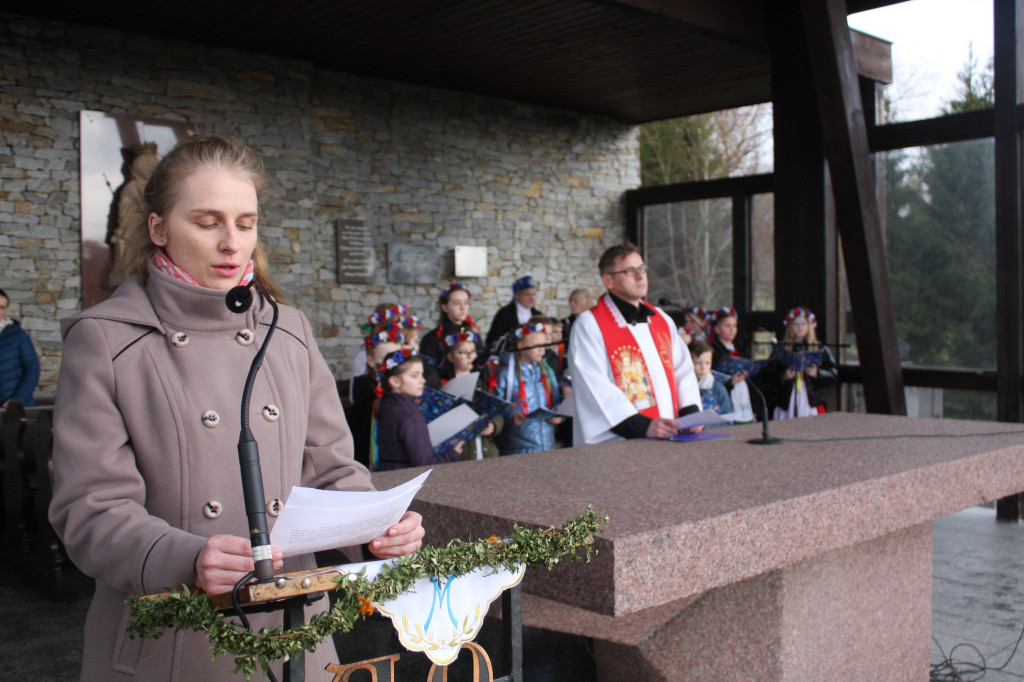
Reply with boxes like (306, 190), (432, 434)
(659, 298), (782, 445)
(225, 279), (279, 580)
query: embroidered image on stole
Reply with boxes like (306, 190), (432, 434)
(612, 346), (657, 411)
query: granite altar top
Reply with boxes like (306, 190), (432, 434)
(371, 412), (1024, 616)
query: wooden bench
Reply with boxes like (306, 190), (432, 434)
(0, 401), (77, 599)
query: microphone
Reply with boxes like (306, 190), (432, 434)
(657, 297), (682, 309)
(225, 280), (279, 579)
(745, 375), (782, 445)
(225, 283), (254, 313)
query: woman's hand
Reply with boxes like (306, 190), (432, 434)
(480, 422), (496, 437)
(546, 416), (563, 425)
(368, 511), (424, 559)
(731, 371), (747, 386)
(805, 365), (819, 378)
(512, 412), (527, 426)
(784, 367), (797, 380)
(195, 534), (284, 595)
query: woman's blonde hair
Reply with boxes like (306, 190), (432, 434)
(116, 133), (285, 302)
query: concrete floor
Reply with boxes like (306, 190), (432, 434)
(2, 506), (1023, 681)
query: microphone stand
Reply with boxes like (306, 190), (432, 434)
(745, 376), (782, 445)
(227, 281), (279, 579)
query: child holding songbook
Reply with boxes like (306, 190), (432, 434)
(708, 307), (756, 423)
(768, 307), (837, 420)
(373, 349), (462, 471)
(689, 339), (733, 418)
(442, 331), (503, 460)
(495, 323), (562, 454)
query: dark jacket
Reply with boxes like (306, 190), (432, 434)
(0, 320), (39, 406)
(419, 316), (484, 370)
(762, 342), (837, 411)
(485, 302), (542, 350)
(375, 392), (460, 470)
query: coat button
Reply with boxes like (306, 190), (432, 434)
(262, 405), (280, 422)
(236, 328), (255, 346)
(203, 501), (223, 519)
(201, 410), (220, 428)
(267, 498), (284, 517)
(171, 332), (189, 347)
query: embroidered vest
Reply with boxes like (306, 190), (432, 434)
(591, 294), (678, 419)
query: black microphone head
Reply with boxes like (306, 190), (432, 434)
(658, 298), (672, 307)
(225, 283), (254, 313)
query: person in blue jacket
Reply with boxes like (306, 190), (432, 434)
(0, 288), (40, 407)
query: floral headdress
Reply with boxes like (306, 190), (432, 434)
(439, 282), (471, 303)
(400, 315), (422, 331)
(363, 328), (405, 350)
(367, 304), (409, 327)
(509, 322), (546, 342)
(784, 307), (817, 328)
(443, 330), (480, 348)
(378, 348), (419, 374)
(512, 274), (538, 294)
(708, 306), (737, 325)
(685, 306), (708, 321)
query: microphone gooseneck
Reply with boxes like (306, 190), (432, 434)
(225, 280), (279, 579)
(745, 377), (782, 445)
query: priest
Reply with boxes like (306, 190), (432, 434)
(568, 243), (702, 445)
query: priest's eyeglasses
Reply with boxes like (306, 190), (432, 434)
(604, 264), (648, 278)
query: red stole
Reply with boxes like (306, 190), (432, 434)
(591, 294), (678, 419)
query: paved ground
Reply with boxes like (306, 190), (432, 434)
(2, 506), (1023, 681)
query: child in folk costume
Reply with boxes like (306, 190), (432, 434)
(419, 282), (484, 370)
(689, 339), (733, 418)
(770, 307), (837, 420)
(495, 323), (562, 454)
(683, 306), (710, 344)
(442, 331), (503, 460)
(348, 327), (405, 467)
(349, 303), (409, 396)
(372, 349), (462, 471)
(708, 307), (756, 423)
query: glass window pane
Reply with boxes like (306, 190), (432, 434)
(845, 384), (995, 421)
(644, 198), (732, 309)
(848, 1), (993, 124)
(883, 139), (995, 370)
(751, 193), (775, 311)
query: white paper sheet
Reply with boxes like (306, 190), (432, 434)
(426, 403), (479, 446)
(269, 470), (430, 557)
(675, 410), (729, 430)
(440, 372), (480, 400)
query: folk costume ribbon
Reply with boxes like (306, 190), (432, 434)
(590, 293), (678, 419)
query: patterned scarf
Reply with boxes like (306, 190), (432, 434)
(153, 248), (255, 287)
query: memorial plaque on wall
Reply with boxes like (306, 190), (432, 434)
(336, 219), (374, 283)
(79, 111), (200, 309)
(387, 243), (437, 284)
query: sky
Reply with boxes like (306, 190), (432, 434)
(847, 0), (994, 121)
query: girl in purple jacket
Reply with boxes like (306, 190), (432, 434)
(373, 349), (462, 470)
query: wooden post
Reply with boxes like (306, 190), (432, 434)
(993, 0), (1024, 520)
(799, 0), (906, 415)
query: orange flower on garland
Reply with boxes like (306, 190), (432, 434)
(357, 595), (375, 616)
(487, 536), (500, 543)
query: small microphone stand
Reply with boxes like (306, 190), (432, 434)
(745, 377), (782, 445)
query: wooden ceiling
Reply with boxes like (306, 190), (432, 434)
(5, 0), (898, 123)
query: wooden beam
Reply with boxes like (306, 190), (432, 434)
(800, 0), (906, 415)
(850, 29), (892, 84)
(609, 0), (767, 49)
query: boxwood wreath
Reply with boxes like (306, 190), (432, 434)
(127, 506), (607, 678)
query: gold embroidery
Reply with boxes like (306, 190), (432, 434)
(612, 347), (656, 411)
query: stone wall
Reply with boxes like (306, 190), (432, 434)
(0, 13), (640, 395)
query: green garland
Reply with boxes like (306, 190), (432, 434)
(127, 506), (606, 678)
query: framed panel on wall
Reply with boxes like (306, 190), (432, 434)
(79, 111), (200, 309)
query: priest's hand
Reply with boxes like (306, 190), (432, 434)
(646, 417), (681, 439)
(368, 511), (424, 559)
(195, 534), (284, 595)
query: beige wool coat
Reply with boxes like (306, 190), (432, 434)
(49, 265), (373, 681)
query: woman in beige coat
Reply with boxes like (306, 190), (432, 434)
(49, 134), (424, 681)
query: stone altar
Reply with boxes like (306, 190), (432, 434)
(371, 413), (1024, 680)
